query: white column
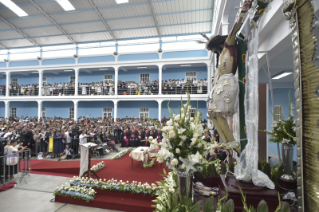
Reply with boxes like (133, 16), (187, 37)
(158, 65), (162, 95)
(38, 70), (43, 96)
(221, 23), (229, 36)
(37, 101), (42, 121)
(5, 101), (9, 119)
(115, 68), (119, 95)
(207, 62), (212, 94)
(113, 100), (118, 122)
(74, 68), (79, 96)
(6, 72), (10, 97)
(73, 100), (78, 122)
(158, 100), (162, 121)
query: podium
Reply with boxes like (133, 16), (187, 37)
(79, 142), (99, 179)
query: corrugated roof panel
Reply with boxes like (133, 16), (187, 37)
(0, 30), (24, 40)
(154, 0), (213, 14)
(72, 32), (113, 43)
(35, 1), (66, 14)
(69, 0), (93, 10)
(51, 11), (100, 24)
(114, 28), (158, 40)
(0, 23), (12, 30)
(0, 8), (22, 19)
(157, 10), (212, 25)
(1, 39), (33, 48)
(63, 22), (106, 34)
(94, 0), (148, 8)
(109, 17), (154, 30)
(160, 22), (211, 36)
(101, 4), (152, 19)
(23, 26), (62, 37)
(10, 16), (53, 28)
(34, 35), (72, 46)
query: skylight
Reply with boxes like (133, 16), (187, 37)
(0, 0), (28, 17)
(56, 0), (75, 11)
(115, 0), (129, 4)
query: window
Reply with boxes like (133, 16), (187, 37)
(10, 107), (17, 117)
(190, 108), (196, 118)
(140, 73), (150, 83)
(43, 77), (47, 85)
(103, 107), (112, 118)
(139, 107), (149, 119)
(69, 107), (74, 119)
(274, 105), (282, 121)
(70, 76), (75, 83)
(186, 72), (197, 81)
(42, 107), (46, 118)
(11, 78), (18, 85)
(104, 75), (113, 83)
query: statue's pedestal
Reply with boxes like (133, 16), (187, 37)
(279, 177), (297, 193)
(219, 175), (279, 211)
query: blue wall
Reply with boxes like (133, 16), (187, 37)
(118, 53), (159, 61)
(162, 50), (208, 59)
(11, 74), (39, 85)
(162, 100), (207, 121)
(9, 60), (39, 67)
(42, 101), (74, 118)
(163, 67), (207, 81)
(118, 69), (159, 82)
(0, 62), (6, 68)
(0, 76), (5, 85)
(117, 101), (158, 119)
(10, 101), (37, 118)
(44, 72), (74, 84)
(78, 101), (114, 118)
(268, 88), (297, 161)
(0, 102), (4, 117)
(42, 58), (75, 66)
(79, 71), (114, 83)
(78, 56), (115, 64)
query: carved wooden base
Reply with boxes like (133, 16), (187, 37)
(219, 175), (279, 211)
(279, 178), (297, 192)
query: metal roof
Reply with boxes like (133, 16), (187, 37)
(0, 0), (214, 49)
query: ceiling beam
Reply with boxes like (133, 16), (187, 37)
(0, 42), (7, 49)
(0, 15), (39, 47)
(28, 0), (76, 45)
(147, 0), (161, 39)
(88, 0), (117, 42)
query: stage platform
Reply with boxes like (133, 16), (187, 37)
(30, 154), (168, 212)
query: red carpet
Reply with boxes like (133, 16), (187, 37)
(0, 181), (16, 192)
(30, 154), (168, 211)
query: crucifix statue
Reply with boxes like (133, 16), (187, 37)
(199, 0), (253, 152)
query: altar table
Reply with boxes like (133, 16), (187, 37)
(129, 146), (149, 169)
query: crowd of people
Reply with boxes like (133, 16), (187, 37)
(7, 84), (39, 96)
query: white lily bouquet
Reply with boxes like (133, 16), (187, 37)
(156, 95), (214, 173)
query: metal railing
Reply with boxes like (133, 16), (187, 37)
(0, 149), (31, 186)
(0, 88), (5, 96)
(9, 88), (39, 96)
(78, 86), (115, 96)
(42, 87), (75, 96)
(118, 85), (207, 95)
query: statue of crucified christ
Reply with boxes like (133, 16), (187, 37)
(199, 0), (253, 151)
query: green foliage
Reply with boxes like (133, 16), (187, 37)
(221, 162), (226, 174)
(203, 197), (215, 212)
(229, 162), (235, 173)
(275, 165), (284, 186)
(263, 163), (271, 179)
(175, 196), (201, 212)
(257, 200), (269, 212)
(262, 91), (296, 145)
(280, 202), (291, 212)
(221, 199), (234, 212)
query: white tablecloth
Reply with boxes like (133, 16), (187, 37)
(129, 146), (149, 162)
(79, 143), (97, 177)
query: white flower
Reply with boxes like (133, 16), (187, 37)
(179, 157), (196, 173)
(191, 137), (197, 145)
(156, 204), (163, 210)
(174, 122), (179, 127)
(197, 143), (202, 148)
(175, 115), (180, 121)
(169, 187), (175, 193)
(170, 158), (178, 166)
(282, 138), (290, 144)
(193, 133), (199, 138)
(190, 123), (196, 130)
(167, 126), (174, 131)
(178, 128), (186, 134)
(169, 130), (176, 138)
(180, 135), (187, 141)
(175, 148), (180, 154)
(178, 141), (183, 146)
(166, 119), (173, 126)
(190, 117), (194, 122)
(189, 151), (203, 164)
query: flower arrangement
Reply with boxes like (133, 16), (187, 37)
(54, 182), (96, 202)
(156, 95), (217, 173)
(70, 176), (160, 196)
(112, 147), (134, 159)
(90, 161), (104, 172)
(263, 92), (296, 145)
